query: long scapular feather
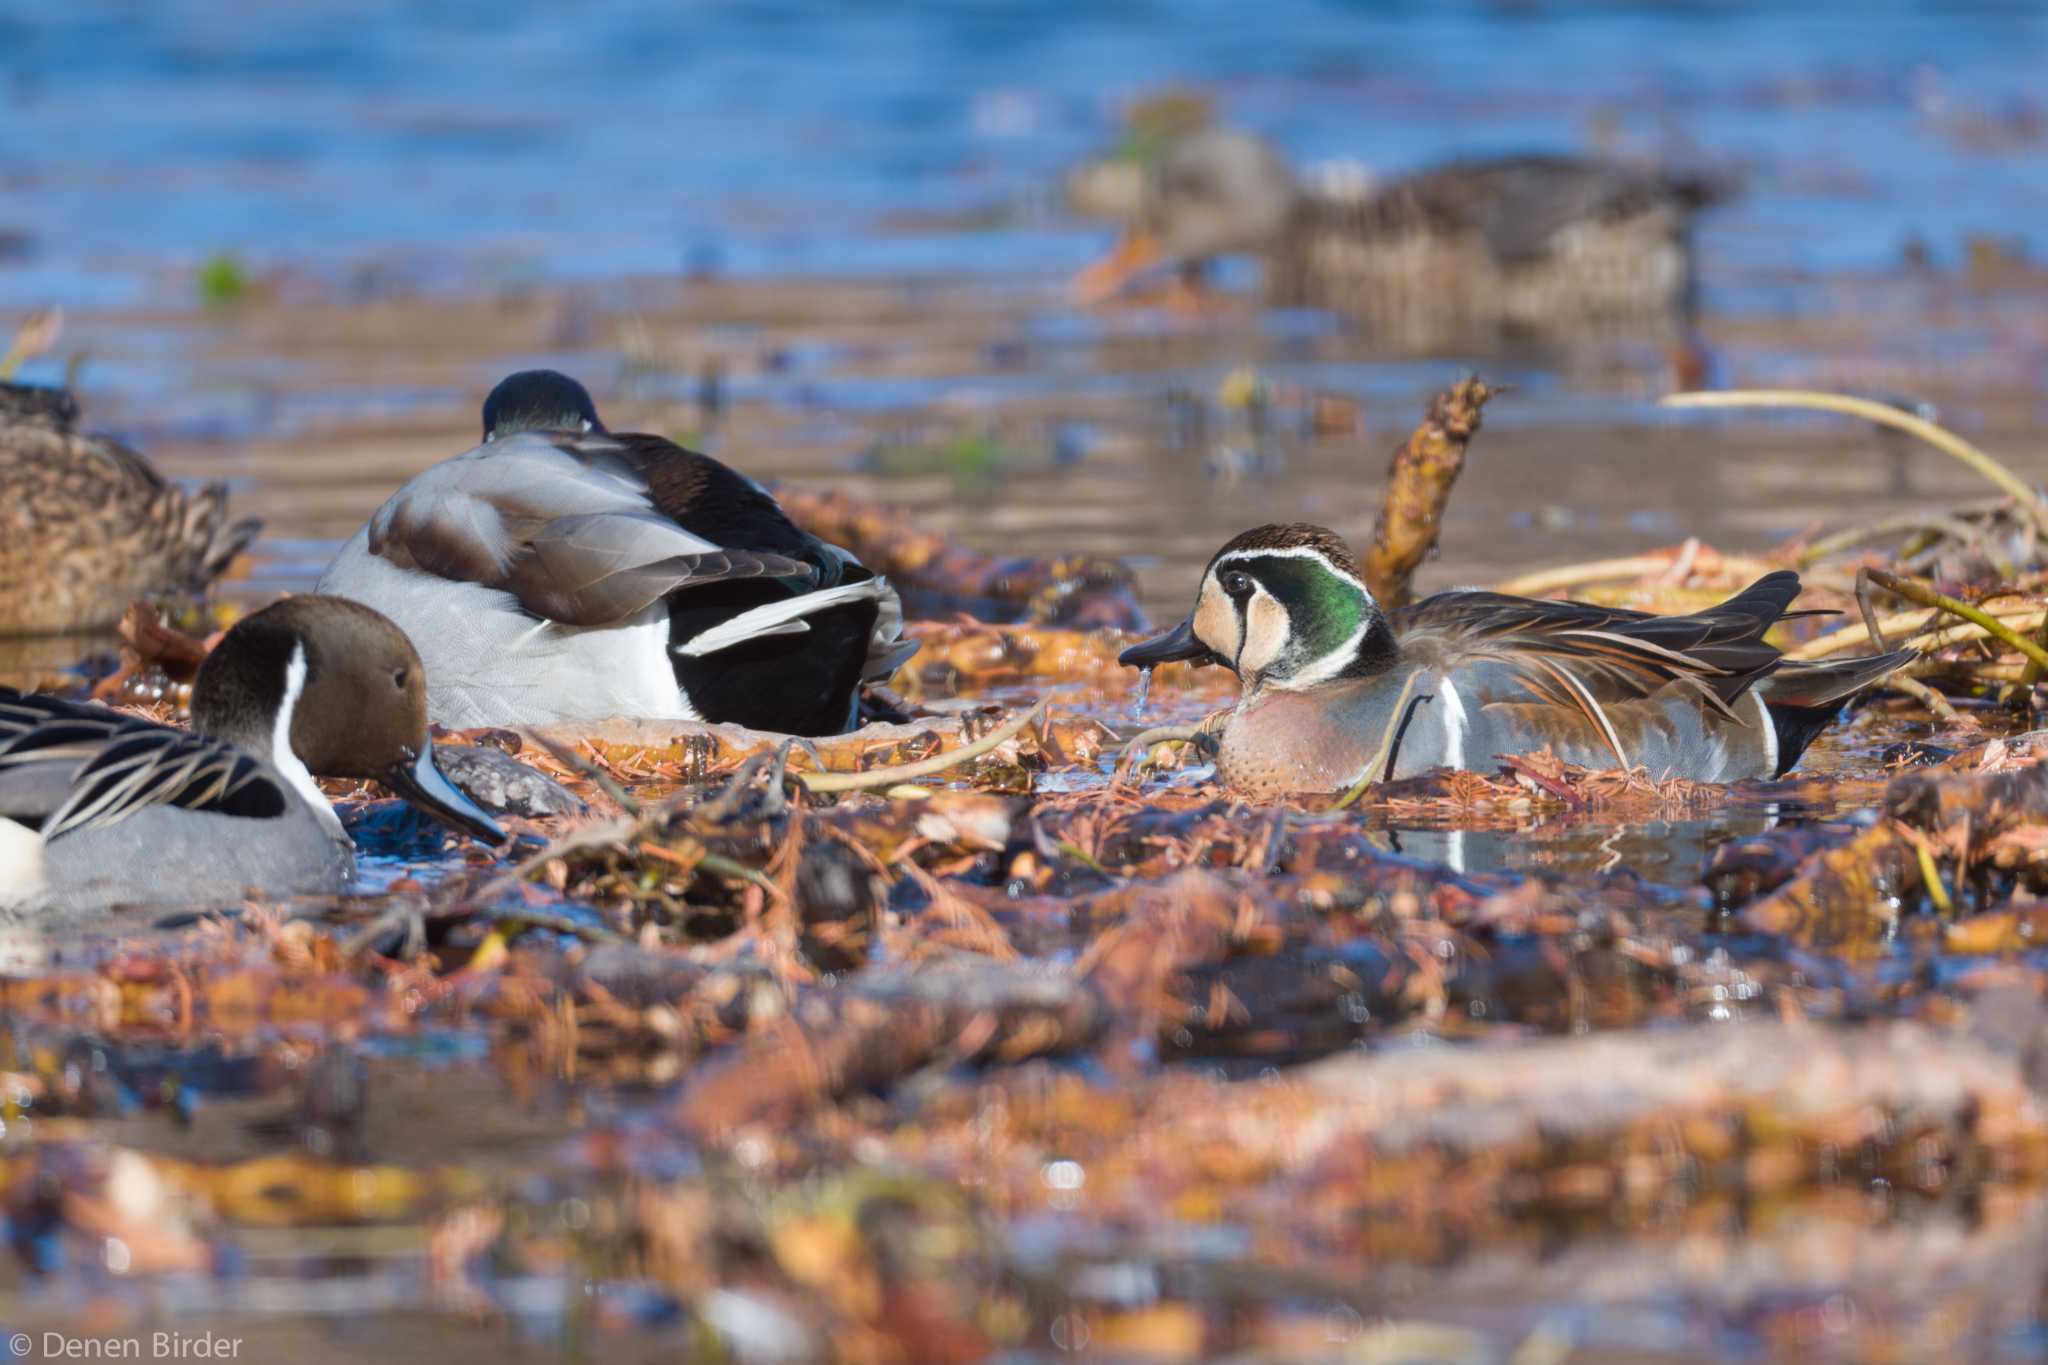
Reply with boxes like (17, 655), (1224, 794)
(673, 578), (894, 658)
(1527, 655), (1630, 767)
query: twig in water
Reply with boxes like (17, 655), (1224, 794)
(1116, 722), (1220, 779)
(796, 698), (1050, 794)
(525, 730), (643, 816)
(1861, 568), (2048, 672)
(1380, 692), (1436, 783)
(0, 307), (61, 381)
(1901, 827), (1954, 916)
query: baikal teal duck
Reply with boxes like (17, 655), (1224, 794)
(1121, 523), (1911, 797)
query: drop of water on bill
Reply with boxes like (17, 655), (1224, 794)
(1130, 666), (1154, 721)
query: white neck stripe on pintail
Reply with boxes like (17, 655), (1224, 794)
(270, 642), (345, 839)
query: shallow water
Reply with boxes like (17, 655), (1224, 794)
(4, 0), (2047, 311)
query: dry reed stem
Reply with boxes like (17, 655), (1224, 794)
(1662, 389), (2048, 540)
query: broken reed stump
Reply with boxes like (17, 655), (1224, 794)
(1362, 376), (1496, 609)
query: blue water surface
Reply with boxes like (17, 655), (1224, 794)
(1, 0), (2045, 313)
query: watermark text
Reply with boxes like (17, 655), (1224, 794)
(9, 1333), (242, 1360)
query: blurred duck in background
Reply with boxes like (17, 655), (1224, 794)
(0, 380), (260, 637)
(1073, 124), (1728, 349)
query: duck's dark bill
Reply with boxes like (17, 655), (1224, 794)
(387, 746), (508, 845)
(1118, 618), (1219, 669)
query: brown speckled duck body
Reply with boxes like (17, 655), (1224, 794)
(0, 382), (260, 636)
(1121, 525), (1910, 798)
(1077, 128), (1722, 346)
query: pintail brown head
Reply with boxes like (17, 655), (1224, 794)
(191, 596), (506, 844)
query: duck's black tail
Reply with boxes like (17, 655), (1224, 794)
(1759, 651), (1916, 776)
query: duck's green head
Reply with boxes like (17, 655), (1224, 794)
(1120, 523), (1396, 692)
(482, 369), (606, 441)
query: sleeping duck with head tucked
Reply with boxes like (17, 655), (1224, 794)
(1121, 524), (1911, 797)
(318, 370), (915, 736)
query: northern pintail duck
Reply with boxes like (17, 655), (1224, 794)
(318, 370), (916, 735)
(1120, 524), (1910, 796)
(0, 381), (260, 636)
(1074, 127), (1722, 343)
(0, 596), (503, 916)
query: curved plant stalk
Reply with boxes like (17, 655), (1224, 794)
(1662, 389), (2048, 540)
(1789, 602), (2043, 661)
(1861, 567), (2048, 672)
(796, 699), (1049, 793)
(1115, 722), (1219, 780)
(1797, 512), (2003, 572)
(1492, 552), (1780, 599)
(1332, 670), (1431, 811)
(1903, 612), (2048, 655)
(0, 307), (61, 381)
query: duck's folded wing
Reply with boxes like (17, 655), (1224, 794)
(1395, 572), (1804, 758)
(0, 692), (119, 822)
(367, 436), (812, 627)
(0, 691), (282, 838)
(505, 512), (811, 627)
(1368, 157), (1681, 265)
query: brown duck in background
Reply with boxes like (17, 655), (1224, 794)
(0, 382), (260, 635)
(1074, 127), (1727, 347)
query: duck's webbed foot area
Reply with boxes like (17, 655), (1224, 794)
(1117, 715), (1224, 780)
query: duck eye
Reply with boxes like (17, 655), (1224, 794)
(392, 667), (409, 691)
(1220, 570), (1252, 597)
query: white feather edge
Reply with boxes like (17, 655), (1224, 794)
(672, 578), (898, 659)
